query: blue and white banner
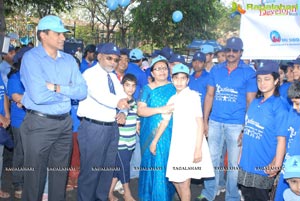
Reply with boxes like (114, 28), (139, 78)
(240, 0), (300, 60)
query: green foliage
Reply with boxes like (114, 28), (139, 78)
(130, 0), (221, 49)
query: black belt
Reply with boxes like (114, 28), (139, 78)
(84, 117), (115, 126)
(27, 109), (69, 120)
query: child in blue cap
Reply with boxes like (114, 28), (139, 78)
(275, 81), (300, 201)
(283, 155), (300, 200)
(150, 63), (214, 201)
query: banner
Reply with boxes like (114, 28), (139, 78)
(239, 0), (300, 60)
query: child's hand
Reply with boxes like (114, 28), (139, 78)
(150, 141), (157, 155)
(193, 148), (202, 163)
(0, 115), (10, 128)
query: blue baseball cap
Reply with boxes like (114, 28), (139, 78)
(160, 46), (173, 60)
(151, 49), (161, 58)
(13, 46), (32, 64)
(172, 63), (190, 75)
(169, 54), (185, 64)
(37, 15), (70, 33)
(292, 58), (300, 65)
(284, 155), (300, 179)
(97, 43), (120, 56)
(225, 37), (243, 50)
(200, 45), (214, 54)
(129, 48), (144, 60)
(150, 55), (168, 69)
(193, 51), (206, 62)
(256, 60), (279, 75)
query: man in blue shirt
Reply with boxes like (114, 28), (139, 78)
(0, 45), (16, 87)
(20, 15), (87, 201)
(126, 48), (147, 100)
(188, 51), (208, 109)
(196, 37), (257, 201)
(79, 44), (97, 73)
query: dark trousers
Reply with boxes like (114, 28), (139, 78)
(240, 185), (270, 201)
(77, 119), (119, 201)
(12, 127), (24, 190)
(20, 113), (73, 201)
(113, 149), (133, 184)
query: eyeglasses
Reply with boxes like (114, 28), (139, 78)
(224, 48), (239, 53)
(105, 56), (120, 63)
(153, 66), (168, 71)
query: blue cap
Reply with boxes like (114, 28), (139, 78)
(256, 60), (279, 75)
(200, 45), (214, 54)
(225, 37), (243, 50)
(172, 63), (190, 75)
(13, 46), (32, 64)
(169, 54), (185, 63)
(129, 48), (144, 60)
(292, 58), (300, 65)
(97, 43), (120, 56)
(160, 46), (173, 60)
(150, 55), (168, 68)
(37, 15), (70, 33)
(284, 155), (300, 179)
(193, 51), (206, 62)
(151, 49), (161, 58)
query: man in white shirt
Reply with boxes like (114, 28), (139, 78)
(77, 43), (130, 201)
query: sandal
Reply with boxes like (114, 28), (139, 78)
(0, 190), (10, 198)
(14, 190), (22, 199)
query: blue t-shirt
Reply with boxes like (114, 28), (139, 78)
(79, 59), (97, 73)
(275, 107), (300, 201)
(0, 76), (5, 116)
(125, 62), (147, 100)
(239, 96), (288, 176)
(7, 72), (26, 128)
(279, 82), (292, 107)
(189, 70), (209, 109)
(208, 60), (257, 124)
(70, 99), (80, 132)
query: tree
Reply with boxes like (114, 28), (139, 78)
(130, 0), (225, 49)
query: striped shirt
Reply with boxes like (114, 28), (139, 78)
(118, 101), (139, 150)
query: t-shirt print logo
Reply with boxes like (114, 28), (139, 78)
(215, 84), (238, 102)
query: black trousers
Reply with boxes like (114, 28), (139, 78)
(20, 113), (73, 201)
(77, 119), (119, 201)
(240, 185), (270, 201)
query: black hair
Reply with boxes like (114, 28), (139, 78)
(83, 44), (96, 58)
(37, 30), (50, 42)
(280, 65), (288, 74)
(256, 72), (280, 98)
(121, 73), (137, 85)
(288, 81), (300, 99)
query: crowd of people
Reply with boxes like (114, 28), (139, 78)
(0, 14), (300, 201)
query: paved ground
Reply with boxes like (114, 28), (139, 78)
(0, 148), (226, 201)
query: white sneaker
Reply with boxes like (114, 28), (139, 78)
(114, 181), (124, 194)
(216, 188), (226, 196)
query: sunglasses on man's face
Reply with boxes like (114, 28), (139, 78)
(105, 56), (120, 63)
(224, 48), (239, 53)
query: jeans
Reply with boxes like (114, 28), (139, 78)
(130, 134), (141, 179)
(201, 120), (243, 201)
(0, 145), (3, 189)
(12, 127), (24, 190)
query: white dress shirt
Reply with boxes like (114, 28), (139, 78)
(77, 63), (127, 122)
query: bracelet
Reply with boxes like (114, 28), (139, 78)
(54, 84), (57, 92)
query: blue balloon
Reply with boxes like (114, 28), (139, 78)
(118, 0), (130, 7)
(107, 0), (118, 11)
(172, 10), (183, 23)
(230, 11), (241, 19)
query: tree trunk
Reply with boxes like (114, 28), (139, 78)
(0, 0), (6, 34)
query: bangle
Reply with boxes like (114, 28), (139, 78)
(54, 84), (57, 92)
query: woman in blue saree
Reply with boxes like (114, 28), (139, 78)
(137, 55), (176, 201)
